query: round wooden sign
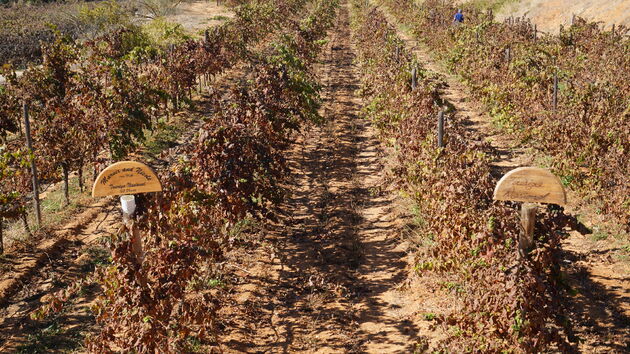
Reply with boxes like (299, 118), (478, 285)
(493, 167), (566, 205)
(92, 161), (162, 197)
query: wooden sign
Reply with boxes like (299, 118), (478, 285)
(493, 167), (566, 205)
(92, 161), (162, 197)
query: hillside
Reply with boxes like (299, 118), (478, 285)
(495, 0), (630, 33)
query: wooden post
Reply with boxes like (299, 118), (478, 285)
(61, 162), (70, 206)
(124, 214), (147, 287)
(571, 14), (575, 25)
(0, 216), (4, 254)
(396, 46), (400, 62)
(437, 110), (444, 148)
(505, 47), (511, 63)
(611, 24), (615, 37)
(21, 213), (32, 238)
(23, 103), (41, 228)
(78, 164), (84, 193)
(411, 67), (417, 90)
(122, 211), (144, 263)
(120, 195), (147, 287)
(476, 31), (480, 43)
(519, 203), (537, 256)
(552, 70), (558, 110)
(533, 24), (537, 41)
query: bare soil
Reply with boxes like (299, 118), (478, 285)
(166, 0), (235, 34)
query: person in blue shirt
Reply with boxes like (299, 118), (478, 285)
(453, 9), (464, 23)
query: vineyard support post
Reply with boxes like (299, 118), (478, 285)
(23, 103), (42, 228)
(21, 214), (32, 238)
(519, 203), (537, 256)
(0, 217), (3, 254)
(61, 162), (70, 206)
(553, 70), (558, 110)
(411, 67), (417, 90)
(505, 47), (511, 64)
(533, 24), (537, 40)
(437, 110), (444, 148)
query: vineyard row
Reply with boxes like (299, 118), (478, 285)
(32, 0), (340, 351)
(351, 1), (580, 351)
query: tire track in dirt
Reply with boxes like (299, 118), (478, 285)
(219, 2), (442, 352)
(376, 3), (629, 352)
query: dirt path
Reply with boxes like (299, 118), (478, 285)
(0, 204), (118, 352)
(376, 3), (629, 352)
(218, 2), (440, 351)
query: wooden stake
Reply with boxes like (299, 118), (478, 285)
(21, 213), (32, 238)
(505, 47), (511, 63)
(78, 164), (84, 193)
(437, 110), (444, 148)
(23, 103), (41, 228)
(519, 203), (537, 255)
(0, 216), (3, 254)
(553, 70), (558, 110)
(126, 218), (147, 287)
(61, 162), (70, 206)
(121, 198), (147, 287)
(411, 67), (417, 90)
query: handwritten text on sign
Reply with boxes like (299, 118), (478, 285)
(92, 161), (162, 197)
(493, 167), (566, 205)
